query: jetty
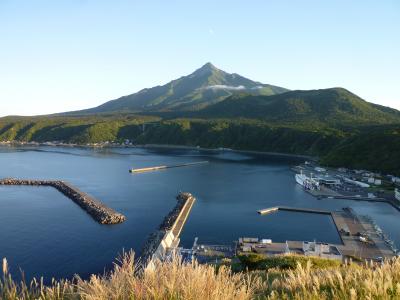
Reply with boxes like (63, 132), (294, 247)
(140, 192), (196, 264)
(258, 206), (331, 215)
(0, 178), (126, 224)
(130, 161), (208, 173)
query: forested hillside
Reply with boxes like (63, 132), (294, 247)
(1, 115), (399, 175)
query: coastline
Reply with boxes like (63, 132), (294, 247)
(0, 141), (316, 161)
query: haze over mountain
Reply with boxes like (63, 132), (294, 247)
(65, 63), (289, 115)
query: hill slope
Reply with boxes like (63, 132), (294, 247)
(66, 63), (288, 115)
(197, 88), (400, 126)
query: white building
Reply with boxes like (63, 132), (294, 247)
(392, 177), (400, 184)
(302, 241), (342, 260)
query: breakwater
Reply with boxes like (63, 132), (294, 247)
(258, 206), (331, 215)
(140, 192), (195, 263)
(319, 195), (400, 212)
(130, 161), (208, 173)
(0, 178), (126, 224)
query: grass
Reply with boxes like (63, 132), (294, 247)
(1, 253), (400, 299)
(236, 253), (342, 271)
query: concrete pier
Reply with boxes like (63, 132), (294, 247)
(258, 205), (396, 261)
(0, 178), (126, 224)
(258, 206), (331, 215)
(140, 192), (196, 263)
(130, 161), (208, 173)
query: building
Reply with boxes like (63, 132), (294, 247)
(395, 188), (400, 201)
(391, 177), (400, 184)
(238, 238), (342, 261)
(302, 241), (342, 260)
(316, 175), (341, 186)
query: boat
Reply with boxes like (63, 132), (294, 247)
(295, 171), (320, 190)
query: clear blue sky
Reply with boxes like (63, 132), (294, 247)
(1, 0), (399, 116)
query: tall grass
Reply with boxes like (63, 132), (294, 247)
(1, 254), (400, 300)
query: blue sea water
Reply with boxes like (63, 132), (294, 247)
(0, 146), (398, 281)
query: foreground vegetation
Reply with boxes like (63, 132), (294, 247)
(2, 254), (400, 299)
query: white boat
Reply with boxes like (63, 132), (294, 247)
(295, 171), (320, 190)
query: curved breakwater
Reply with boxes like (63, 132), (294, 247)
(0, 178), (126, 224)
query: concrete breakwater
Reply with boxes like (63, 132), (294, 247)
(258, 206), (331, 215)
(140, 192), (195, 263)
(0, 178), (126, 224)
(130, 161), (208, 173)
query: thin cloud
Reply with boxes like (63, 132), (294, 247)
(204, 85), (246, 91)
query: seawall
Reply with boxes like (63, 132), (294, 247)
(0, 178), (126, 224)
(140, 192), (196, 263)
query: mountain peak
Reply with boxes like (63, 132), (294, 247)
(201, 62), (217, 70)
(65, 64), (289, 114)
(192, 62), (220, 76)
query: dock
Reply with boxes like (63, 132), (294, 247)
(0, 178), (126, 224)
(129, 161), (208, 173)
(258, 206), (331, 215)
(140, 192), (196, 264)
(257, 205), (396, 261)
(332, 210), (395, 259)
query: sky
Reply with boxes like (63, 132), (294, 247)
(0, 0), (399, 116)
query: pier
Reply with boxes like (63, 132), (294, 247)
(319, 195), (400, 212)
(0, 178), (126, 224)
(258, 206), (331, 215)
(257, 205), (396, 261)
(129, 161), (208, 173)
(140, 192), (196, 264)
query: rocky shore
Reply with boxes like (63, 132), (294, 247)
(0, 178), (126, 224)
(140, 192), (194, 262)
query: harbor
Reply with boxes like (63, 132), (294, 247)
(250, 206), (397, 261)
(1, 146), (399, 281)
(0, 178), (126, 224)
(293, 163), (400, 211)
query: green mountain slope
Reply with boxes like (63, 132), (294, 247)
(197, 88), (400, 126)
(66, 63), (288, 115)
(2, 65), (400, 174)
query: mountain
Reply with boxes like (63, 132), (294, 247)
(66, 63), (289, 115)
(2, 65), (400, 174)
(196, 88), (400, 126)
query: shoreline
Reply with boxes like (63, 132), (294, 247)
(0, 141), (316, 161)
